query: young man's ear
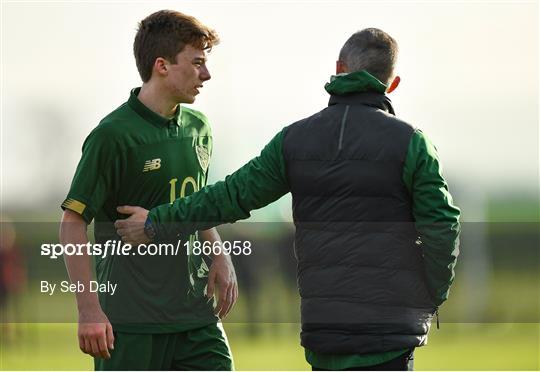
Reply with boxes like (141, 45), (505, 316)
(336, 60), (348, 74)
(386, 76), (400, 94)
(154, 58), (169, 76)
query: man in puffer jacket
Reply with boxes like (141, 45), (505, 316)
(116, 28), (461, 371)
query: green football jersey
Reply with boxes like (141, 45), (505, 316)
(62, 88), (217, 333)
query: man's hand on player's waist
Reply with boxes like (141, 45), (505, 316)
(115, 206), (150, 245)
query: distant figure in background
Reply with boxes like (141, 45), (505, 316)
(117, 28), (461, 371)
(0, 246), (7, 324)
(0, 216), (27, 344)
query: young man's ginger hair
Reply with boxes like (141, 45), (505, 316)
(133, 10), (219, 82)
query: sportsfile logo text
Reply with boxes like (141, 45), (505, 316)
(40, 239), (252, 259)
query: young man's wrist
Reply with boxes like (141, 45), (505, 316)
(212, 250), (231, 260)
(76, 292), (101, 312)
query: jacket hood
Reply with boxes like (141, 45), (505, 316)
(325, 70), (387, 95)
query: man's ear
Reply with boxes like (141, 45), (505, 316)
(386, 75), (400, 94)
(336, 60), (347, 74)
(154, 57), (169, 76)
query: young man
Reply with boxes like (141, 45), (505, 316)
(60, 10), (236, 370)
(116, 28), (461, 371)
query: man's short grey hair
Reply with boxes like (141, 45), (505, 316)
(338, 28), (398, 84)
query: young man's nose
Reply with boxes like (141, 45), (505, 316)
(200, 66), (211, 81)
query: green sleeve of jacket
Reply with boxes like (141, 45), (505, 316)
(148, 129), (290, 237)
(402, 129), (461, 306)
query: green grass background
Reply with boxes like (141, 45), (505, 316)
(1, 270), (539, 371)
(1, 323), (539, 370)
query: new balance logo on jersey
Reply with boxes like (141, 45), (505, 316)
(143, 158), (161, 172)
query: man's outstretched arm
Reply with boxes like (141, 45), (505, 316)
(115, 129), (290, 243)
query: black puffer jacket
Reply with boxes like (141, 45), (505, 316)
(282, 92), (436, 354)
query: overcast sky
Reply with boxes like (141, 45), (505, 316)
(1, 1), (538, 217)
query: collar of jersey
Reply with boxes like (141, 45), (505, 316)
(128, 87), (181, 127)
(325, 70), (387, 95)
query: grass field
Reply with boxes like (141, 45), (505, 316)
(1, 323), (538, 370)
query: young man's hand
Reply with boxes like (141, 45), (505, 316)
(207, 253), (238, 319)
(78, 305), (115, 359)
(115, 206), (150, 245)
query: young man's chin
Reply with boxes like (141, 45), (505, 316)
(182, 96), (196, 104)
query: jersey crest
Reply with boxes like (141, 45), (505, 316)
(195, 145), (209, 172)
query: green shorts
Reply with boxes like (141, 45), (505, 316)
(94, 323), (233, 371)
